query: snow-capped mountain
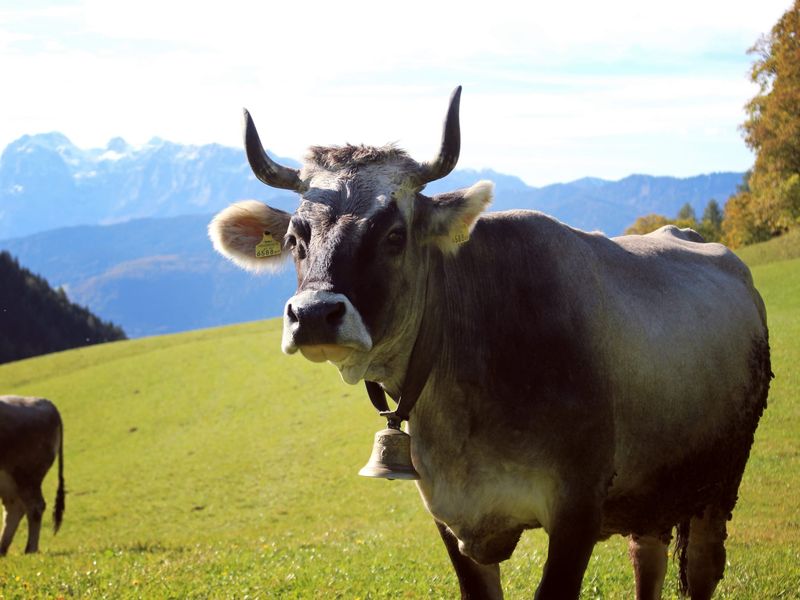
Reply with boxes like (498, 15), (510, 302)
(1, 132), (745, 241)
(0, 133), (298, 239)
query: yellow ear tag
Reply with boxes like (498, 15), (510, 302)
(255, 232), (282, 258)
(451, 222), (470, 245)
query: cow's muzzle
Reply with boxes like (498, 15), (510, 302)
(282, 290), (372, 358)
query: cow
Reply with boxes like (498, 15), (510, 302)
(0, 395), (65, 555)
(209, 87), (770, 599)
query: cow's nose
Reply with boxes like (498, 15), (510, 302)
(286, 299), (346, 329)
(282, 290), (372, 358)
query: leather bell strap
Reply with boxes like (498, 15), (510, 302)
(363, 314), (436, 427)
(363, 265), (437, 428)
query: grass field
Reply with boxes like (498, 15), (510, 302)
(734, 227), (800, 267)
(0, 244), (798, 598)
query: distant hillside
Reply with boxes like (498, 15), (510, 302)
(0, 215), (296, 337)
(513, 172), (745, 235)
(0, 133), (744, 238)
(0, 251), (126, 363)
(734, 228), (800, 267)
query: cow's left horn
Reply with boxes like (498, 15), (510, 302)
(417, 85), (462, 186)
(243, 109), (307, 192)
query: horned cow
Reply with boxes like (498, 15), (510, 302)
(209, 87), (770, 599)
(0, 395), (65, 555)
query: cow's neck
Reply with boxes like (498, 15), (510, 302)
(364, 252), (443, 424)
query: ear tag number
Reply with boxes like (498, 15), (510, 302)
(255, 231), (282, 258)
(451, 223), (470, 245)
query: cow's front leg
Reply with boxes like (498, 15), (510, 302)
(435, 520), (503, 600)
(534, 503), (601, 600)
(0, 497), (25, 556)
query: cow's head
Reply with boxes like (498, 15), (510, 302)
(209, 87), (492, 389)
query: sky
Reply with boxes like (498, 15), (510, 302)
(0, 0), (793, 186)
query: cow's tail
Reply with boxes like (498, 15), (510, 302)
(675, 520), (690, 596)
(53, 418), (65, 534)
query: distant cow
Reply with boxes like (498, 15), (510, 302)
(209, 87), (770, 599)
(0, 396), (65, 555)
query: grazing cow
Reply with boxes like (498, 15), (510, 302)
(209, 87), (770, 599)
(0, 396), (65, 555)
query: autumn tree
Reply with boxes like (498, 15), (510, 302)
(725, 0), (800, 246)
(624, 214), (671, 235)
(625, 199), (722, 240)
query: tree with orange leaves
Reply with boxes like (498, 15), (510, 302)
(724, 0), (800, 246)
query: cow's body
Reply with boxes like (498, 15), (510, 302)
(0, 395), (65, 555)
(210, 88), (769, 599)
(410, 215), (768, 565)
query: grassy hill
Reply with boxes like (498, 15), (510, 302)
(734, 227), (800, 267)
(0, 246), (798, 597)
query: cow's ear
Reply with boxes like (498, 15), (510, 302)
(421, 180), (493, 254)
(208, 200), (292, 273)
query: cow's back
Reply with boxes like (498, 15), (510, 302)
(0, 396), (62, 480)
(575, 223), (769, 532)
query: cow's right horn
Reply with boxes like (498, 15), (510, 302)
(416, 85), (462, 186)
(243, 109), (307, 192)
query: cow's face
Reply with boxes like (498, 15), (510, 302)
(209, 88), (492, 387)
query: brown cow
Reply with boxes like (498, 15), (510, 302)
(210, 87), (770, 598)
(0, 395), (65, 555)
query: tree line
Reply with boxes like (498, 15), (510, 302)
(625, 199), (724, 241)
(627, 0), (799, 246)
(0, 251), (126, 364)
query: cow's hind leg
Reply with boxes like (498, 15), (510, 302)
(20, 486), (46, 554)
(683, 507), (728, 600)
(628, 533), (669, 600)
(0, 497), (25, 556)
(435, 520), (503, 600)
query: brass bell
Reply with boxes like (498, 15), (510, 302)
(358, 426), (420, 480)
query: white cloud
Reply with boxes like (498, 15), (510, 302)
(0, 0), (792, 184)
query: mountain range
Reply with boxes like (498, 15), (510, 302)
(0, 133), (746, 337)
(0, 214), (297, 338)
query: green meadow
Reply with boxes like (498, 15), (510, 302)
(0, 241), (798, 599)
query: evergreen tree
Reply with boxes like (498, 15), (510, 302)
(677, 203), (697, 223)
(698, 199), (723, 242)
(0, 251), (126, 364)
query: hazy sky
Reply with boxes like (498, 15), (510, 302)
(0, 0), (792, 186)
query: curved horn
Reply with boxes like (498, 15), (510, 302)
(417, 86), (462, 185)
(243, 109), (306, 192)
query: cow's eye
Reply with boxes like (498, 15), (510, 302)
(286, 234), (307, 260)
(386, 229), (406, 252)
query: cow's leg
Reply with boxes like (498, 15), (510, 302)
(534, 503), (600, 600)
(20, 487), (46, 554)
(628, 533), (669, 600)
(435, 520), (503, 600)
(0, 497), (25, 556)
(685, 507), (727, 600)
